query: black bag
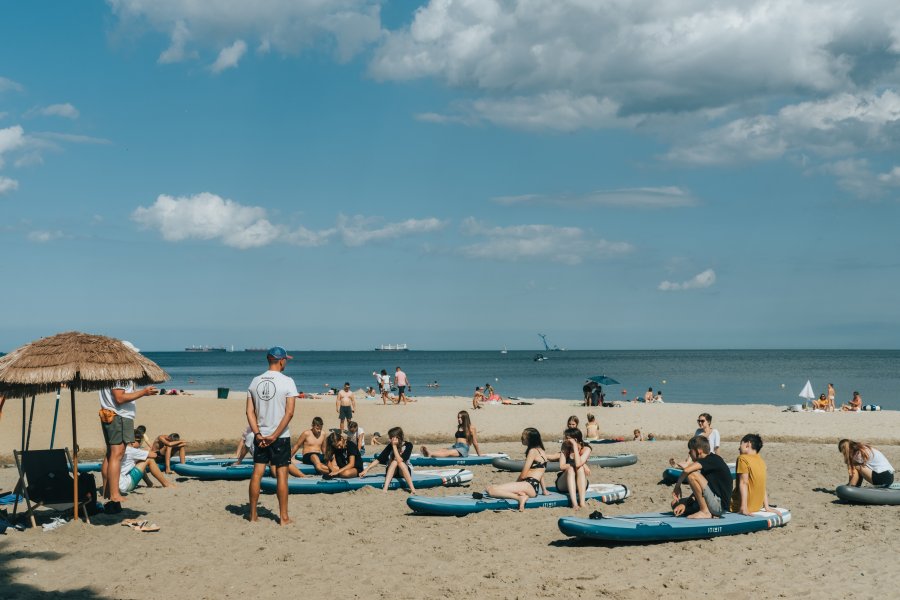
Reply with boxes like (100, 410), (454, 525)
(78, 472), (101, 515)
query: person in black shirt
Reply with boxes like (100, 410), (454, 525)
(670, 435), (733, 518)
(322, 431), (364, 479)
(358, 426), (416, 492)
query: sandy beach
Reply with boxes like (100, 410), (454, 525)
(1, 393), (898, 599)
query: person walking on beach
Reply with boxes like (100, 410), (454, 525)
(247, 347), (298, 526)
(670, 435), (732, 519)
(336, 382), (356, 431)
(377, 369), (392, 404)
(99, 378), (158, 511)
(395, 366), (410, 404)
(730, 434), (771, 515)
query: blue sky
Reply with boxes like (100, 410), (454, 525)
(1, 0), (899, 351)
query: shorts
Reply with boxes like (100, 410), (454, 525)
(701, 484), (724, 516)
(398, 386), (406, 395)
(119, 467), (143, 494)
(253, 437), (291, 467)
(339, 405), (353, 421)
(872, 470), (895, 487)
(451, 442), (470, 458)
(301, 452), (325, 465)
(102, 414), (135, 446)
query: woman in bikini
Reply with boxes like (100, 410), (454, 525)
(557, 427), (592, 508)
(484, 428), (548, 511)
(421, 411), (481, 458)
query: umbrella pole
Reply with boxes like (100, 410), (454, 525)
(25, 395), (36, 450)
(50, 387), (61, 449)
(70, 387), (79, 522)
(20, 396), (25, 450)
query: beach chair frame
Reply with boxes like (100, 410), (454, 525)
(13, 447), (91, 527)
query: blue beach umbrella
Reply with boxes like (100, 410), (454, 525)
(587, 375), (620, 386)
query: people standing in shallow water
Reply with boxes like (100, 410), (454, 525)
(421, 411), (481, 458)
(839, 439), (895, 488)
(557, 427), (592, 508)
(484, 428), (548, 511)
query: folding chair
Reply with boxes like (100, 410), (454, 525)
(13, 448), (92, 527)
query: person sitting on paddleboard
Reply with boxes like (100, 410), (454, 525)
(670, 435), (733, 519)
(484, 428), (548, 511)
(421, 411), (481, 458)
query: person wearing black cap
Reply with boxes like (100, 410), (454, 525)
(247, 346), (299, 526)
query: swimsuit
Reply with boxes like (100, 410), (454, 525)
(302, 452), (325, 465)
(523, 452), (547, 494)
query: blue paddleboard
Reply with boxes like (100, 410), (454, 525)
(260, 468), (473, 494)
(407, 483), (630, 516)
(172, 460), (319, 479)
(558, 507), (790, 543)
(492, 454), (637, 473)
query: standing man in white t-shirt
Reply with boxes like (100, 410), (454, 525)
(247, 346), (298, 525)
(99, 379), (158, 510)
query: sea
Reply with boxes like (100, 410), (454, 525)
(145, 349), (900, 411)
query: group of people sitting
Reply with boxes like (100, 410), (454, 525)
(809, 385), (868, 412)
(105, 427), (187, 498)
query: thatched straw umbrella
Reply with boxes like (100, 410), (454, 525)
(0, 331), (169, 521)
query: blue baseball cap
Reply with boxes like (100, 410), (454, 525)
(267, 346), (293, 360)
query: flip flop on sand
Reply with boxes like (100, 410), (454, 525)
(126, 520), (160, 533)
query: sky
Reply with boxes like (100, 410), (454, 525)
(1, 0), (899, 351)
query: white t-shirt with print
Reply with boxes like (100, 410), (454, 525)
(99, 381), (136, 419)
(248, 370), (299, 438)
(119, 445), (149, 491)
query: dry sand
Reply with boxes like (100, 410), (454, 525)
(1, 392), (898, 599)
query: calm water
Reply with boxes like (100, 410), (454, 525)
(146, 350), (900, 410)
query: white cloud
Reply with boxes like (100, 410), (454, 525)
(0, 77), (24, 93)
(108, 0), (383, 66)
(27, 230), (64, 243)
(0, 176), (19, 195)
(337, 214), (446, 246)
(133, 192), (286, 249)
(459, 217), (633, 264)
(0, 125), (26, 168)
(493, 186), (698, 209)
(210, 40), (247, 73)
(372, 1), (900, 117)
(132, 193), (447, 250)
(658, 268), (717, 291)
(31, 132), (113, 145)
(27, 103), (80, 119)
(667, 91), (900, 165)
(821, 159), (900, 197)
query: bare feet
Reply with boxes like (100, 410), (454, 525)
(518, 498), (526, 511)
(279, 517), (292, 526)
(164, 482), (177, 488)
(687, 510), (712, 519)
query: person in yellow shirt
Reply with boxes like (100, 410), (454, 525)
(731, 433), (772, 515)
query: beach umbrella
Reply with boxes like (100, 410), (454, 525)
(587, 375), (620, 386)
(0, 331), (169, 521)
(799, 380), (815, 409)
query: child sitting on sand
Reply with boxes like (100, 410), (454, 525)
(633, 429), (643, 441)
(585, 414), (600, 440)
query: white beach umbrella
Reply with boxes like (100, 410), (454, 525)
(799, 380), (815, 408)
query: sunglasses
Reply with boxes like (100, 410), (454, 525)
(697, 419), (706, 424)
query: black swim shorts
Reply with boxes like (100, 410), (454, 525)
(253, 437), (291, 467)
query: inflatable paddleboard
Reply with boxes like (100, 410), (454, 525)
(558, 507), (790, 543)
(492, 454), (637, 473)
(835, 483), (900, 505)
(661, 463), (737, 484)
(409, 452), (508, 467)
(172, 461), (320, 479)
(261, 468), (473, 494)
(407, 483), (630, 516)
(73, 461), (103, 473)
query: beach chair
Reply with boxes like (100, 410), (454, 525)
(13, 448), (92, 527)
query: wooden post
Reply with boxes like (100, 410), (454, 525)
(71, 387), (79, 521)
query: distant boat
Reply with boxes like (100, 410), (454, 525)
(501, 346), (508, 354)
(185, 346), (227, 352)
(533, 353), (548, 362)
(243, 348), (267, 352)
(375, 343), (410, 351)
